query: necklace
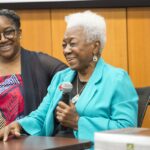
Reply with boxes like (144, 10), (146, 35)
(71, 76), (87, 104)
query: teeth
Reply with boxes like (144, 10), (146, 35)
(0, 45), (11, 51)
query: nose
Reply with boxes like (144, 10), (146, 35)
(63, 44), (72, 54)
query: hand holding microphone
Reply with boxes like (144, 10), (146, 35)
(56, 82), (79, 130)
(59, 82), (73, 105)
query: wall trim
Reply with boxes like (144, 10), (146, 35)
(0, 0), (150, 9)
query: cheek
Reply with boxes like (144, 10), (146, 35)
(80, 51), (93, 61)
(11, 39), (21, 54)
(13, 38), (21, 48)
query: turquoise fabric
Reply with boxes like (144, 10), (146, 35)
(18, 58), (138, 144)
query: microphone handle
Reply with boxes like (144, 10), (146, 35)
(56, 93), (70, 134)
(61, 93), (70, 105)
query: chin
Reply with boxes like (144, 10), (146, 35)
(0, 51), (15, 60)
(69, 65), (80, 71)
(68, 61), (81, 70)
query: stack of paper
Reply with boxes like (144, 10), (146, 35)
(95, 128), (150, 150)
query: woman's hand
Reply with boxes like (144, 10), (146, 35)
(56, 101), (79, 130)
(0, 121), (22, 142)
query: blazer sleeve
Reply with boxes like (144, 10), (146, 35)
(17, 75), (58, 135)
(74, 71), (138, 142)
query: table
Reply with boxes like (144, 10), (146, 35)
(0, 136), (92, 150)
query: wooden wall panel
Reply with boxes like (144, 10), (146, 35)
(17, 10), (52, 55)
(142, 106), (150, 127)
(51, 9), (128, 70)
(96, 9), (127, 71)
(127, 8), (150, 87)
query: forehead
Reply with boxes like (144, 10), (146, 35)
(0, 16), (14, 29)
(64, 26), (86, 40)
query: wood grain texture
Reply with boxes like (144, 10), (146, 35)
(142, 106), (150, 127)
(127, 7), (150, 87)
(17, 9), (52, 55)
(96, 8), (127, 70)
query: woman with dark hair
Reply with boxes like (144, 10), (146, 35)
(0, 9), (67, 128)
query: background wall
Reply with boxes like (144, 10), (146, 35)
(17, 8), (150, 87)
(16, 8), (150, 126)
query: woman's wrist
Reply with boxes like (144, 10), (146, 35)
(73, 115), (79, 130)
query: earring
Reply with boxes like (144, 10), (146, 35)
(93, 55), (98, 62)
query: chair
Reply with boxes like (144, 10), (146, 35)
(136, 87), (150, 127)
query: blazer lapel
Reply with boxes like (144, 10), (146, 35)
(76, 84), (97, 114)
(75, 58), (105, 114)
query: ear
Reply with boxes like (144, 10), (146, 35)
(92, 41), (101, 55)
(18, 29), (22, 38)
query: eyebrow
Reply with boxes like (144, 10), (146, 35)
(4, 27), (15, 30)
(63, 36), (78, 41)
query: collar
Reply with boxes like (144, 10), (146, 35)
(62, 58), (105, 85)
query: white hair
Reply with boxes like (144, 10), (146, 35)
(65, 10), (106, 53)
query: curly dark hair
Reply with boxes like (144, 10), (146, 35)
(0, 9), (21, 30)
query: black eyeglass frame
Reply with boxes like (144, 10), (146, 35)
(0, 28), (17, 40)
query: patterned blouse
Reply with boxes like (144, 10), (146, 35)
(0, 74), (24, 129)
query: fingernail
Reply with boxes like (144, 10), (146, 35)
(15, 132), (20, 136)
(3, 137), (7, 142)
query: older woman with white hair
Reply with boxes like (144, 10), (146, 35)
(0, 11), (138, 145)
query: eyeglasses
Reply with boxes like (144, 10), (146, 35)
(0, 29), (16, 40)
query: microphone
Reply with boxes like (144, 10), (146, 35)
(54, 82), (73, 135)
(59, 82), (73, 105)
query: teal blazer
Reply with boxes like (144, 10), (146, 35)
(18, 58), (138, 142)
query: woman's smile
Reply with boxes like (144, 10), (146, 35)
(0, 44), (12, 52)
(66, 56), (76, 63)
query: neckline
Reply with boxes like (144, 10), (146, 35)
(76, 75), (87, 95)
(0, 74), (21, 78)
